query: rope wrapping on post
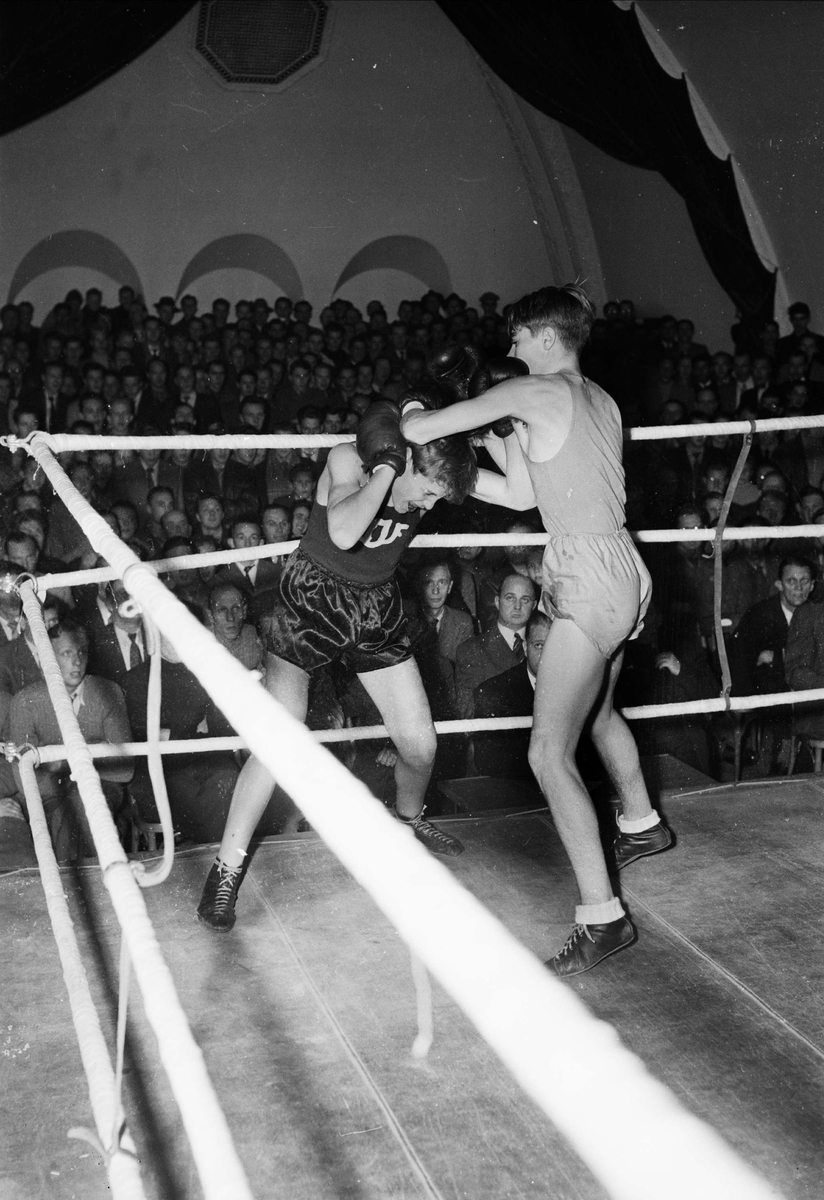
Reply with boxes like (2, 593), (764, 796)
(13, 419), (788, 1200)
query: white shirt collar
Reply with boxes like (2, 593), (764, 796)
(114, 623), (143, 669)
(528, 667), (537, 691)
(97, 594), (113, 626)
(0, 616), (20, 641)
(497, 623), (523, 651)
(70, 679), (86, 711)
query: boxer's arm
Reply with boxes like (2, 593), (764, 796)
(401, 375), (542, 443)
(470, 436), (536, 512)
(325, 443), (397, 550)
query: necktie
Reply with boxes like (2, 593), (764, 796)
(70, 689), (81, 714)
(513, 634), (525, 663)
(128, 633), (142, 669)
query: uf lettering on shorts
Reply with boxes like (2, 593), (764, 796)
(363, 519), (410, 549)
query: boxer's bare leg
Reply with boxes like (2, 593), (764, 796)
(528, 618), (616, 905)
(360, 657), (463, 855)
(199, 654), (308, 930)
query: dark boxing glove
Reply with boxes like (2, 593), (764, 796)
(468, 356), (529, 437)
(426, 344), (482, 402)
(356, 400), (407, 477)
(399, 380), (452, 416)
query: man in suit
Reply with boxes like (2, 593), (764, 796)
(85, 580), (148, 687)
(215, 518), (283, 622)
(731, 555), (814, 697)
(0, 595), (64, 735)
(23, 362), (69, 432)
(473, 611), (550, 777)
(732, 555), (814, 769)
(113, 443), (179, 528)
(777, 302), (824, 365)
(0, 561), (23, 645)
(785, 592), (824, 740)
(415, 560), (474, 715)
(455, 573), (537, 718)
(10, 617), (133, 863)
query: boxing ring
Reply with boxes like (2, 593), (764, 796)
(6, 415), (822, 1200)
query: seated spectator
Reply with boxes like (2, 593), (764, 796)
(122, 626), (239, 845)
(798, 485), (824, 525)
(414, 560), (474, 711)
(161, 509), (192, 541)
(287, 462), (317, 505)
(110, 501), (149, 557)
(275, 358), (325, 426)
(0, 560), (23, 643)
(207, 582), (263, 670)
(222, 439), (267, 522)
(455, 574), (536, 718)
(144, 486), (175, 556)
(216, 517), (282, 600)
(10, 617), (133, 862)
(731, 555), (814, 770)
(85, 580), (148, 686)
(0, 595), (65, 735)
(261, 503), (293, 550)
(193, 494), (226, 547)
(716, 521), (778, 636)
(291, 501), (312, 539)
(473, 611), (550, 777)
(161, 538), (209, 615)
(732, 554), (815, 692)
(785, 596), (824, 752)
(265, 425), (299, 501)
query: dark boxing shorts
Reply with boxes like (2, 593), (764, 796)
(267, 549), (412, 675)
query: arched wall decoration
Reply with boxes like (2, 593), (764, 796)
(334, 237), (452, 297)
(8, 232), (143, 304)
(175, 235), (303, 301)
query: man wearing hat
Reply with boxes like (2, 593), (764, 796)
(173, 294), (198, 333)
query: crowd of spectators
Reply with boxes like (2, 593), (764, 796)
(2, 282), (824, 867)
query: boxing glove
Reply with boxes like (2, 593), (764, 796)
(468, 356), (529, 437)
(399, 380), (453, 415)
(426, 344), (482, 402)
(356, 400), (407, 477)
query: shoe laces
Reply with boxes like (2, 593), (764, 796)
(213, 862), (242, 911)
(558, 923), (594, 957)
(406, 813), (450, 844)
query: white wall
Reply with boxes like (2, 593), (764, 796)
(0, 1), (559, 319)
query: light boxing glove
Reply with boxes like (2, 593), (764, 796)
(356, 400), (407, 477)
(426, 344), (482, 402)
(468, 356), (529, 437)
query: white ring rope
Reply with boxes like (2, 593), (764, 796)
(17, 580), (255, 1200)
(9, 432), (787, 1198)
(29, 522), (824, 595)
(18, 756), (146, 1200)
(4, 408), (824, 457)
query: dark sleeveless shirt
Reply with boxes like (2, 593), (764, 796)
(299, 495), (421, 585)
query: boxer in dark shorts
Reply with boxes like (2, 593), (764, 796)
(402, 286), (673, 976)
(198, 402), (477, 931)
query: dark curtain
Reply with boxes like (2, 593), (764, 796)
(437, 0), (776, 327)
(0, 2), (197, 137)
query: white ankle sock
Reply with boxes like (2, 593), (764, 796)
(575, 897), (625, 926)
(618, 811), (661, 834)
